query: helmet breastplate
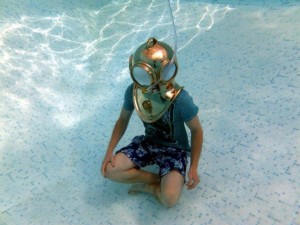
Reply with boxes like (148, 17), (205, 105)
(133, 82), (182, 123)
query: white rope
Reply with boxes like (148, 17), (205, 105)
(145, 0), (178, 92)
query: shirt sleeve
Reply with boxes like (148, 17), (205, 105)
(177, 90), (199, 122)
(122, 83), (135, 111)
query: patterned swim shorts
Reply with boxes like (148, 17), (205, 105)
(116, 135), (187, 178)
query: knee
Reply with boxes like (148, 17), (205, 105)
(161, 192), (180, 208)
(105, 162), (119, 180)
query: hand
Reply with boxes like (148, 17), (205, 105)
(186, 168), (200, 190)
(101, 152), (115, 178)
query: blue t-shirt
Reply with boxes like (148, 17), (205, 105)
(123, 83), (199, 151)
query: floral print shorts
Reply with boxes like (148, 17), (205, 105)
(116, 135), (187, 178)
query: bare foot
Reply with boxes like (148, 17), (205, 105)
(128, 184), (147, 195)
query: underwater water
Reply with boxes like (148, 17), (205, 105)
(0, 0), (299, 224)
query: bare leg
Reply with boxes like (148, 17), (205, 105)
(105, 153), (160, 184)
(128, 170), (184, 207)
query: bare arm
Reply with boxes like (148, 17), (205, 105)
(101, 108), (133, 177)
(185, 115), (203, 190)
